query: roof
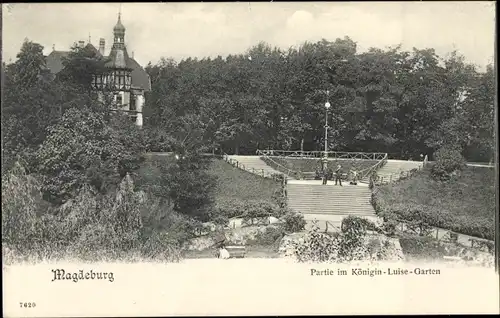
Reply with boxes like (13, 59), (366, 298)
(85, 43), (102, 58)
(45, 50), (70, 74)
(128, 57), (152, 92)
(105, 47), (131, 69)
(44, 47), (151, 92)
(113, 14), (126, 32)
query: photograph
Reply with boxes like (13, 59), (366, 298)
(2, 1), (498, 316)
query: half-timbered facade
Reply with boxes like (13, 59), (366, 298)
(45, 14), (151, 126)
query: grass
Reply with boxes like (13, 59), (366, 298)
(208, 158), (282, 208)
(374, 166), (496, 240)
(137, 154), (281, 208)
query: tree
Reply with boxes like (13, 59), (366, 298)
(1, 40), (99, 175)
(57, 43), (108, 91)
(36, 107), (145, 203)
(9, 39), (48, 88)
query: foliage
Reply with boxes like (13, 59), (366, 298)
(431, 145), (467, 181)
(36, 107), (145, 203)
(57, 43), (108, 90)
(1, 163), (46, 252)
(146, 40), (494, 161)
(282, 211), (306, 233)
(242, 201), (279, 225)
(248, 226), (286, 247)
(135, 153), (217, 222)
(290, 216), (398, 263)
(1, 165), (183, 263)
(1, 39), (100, 176)
(399, 236), (446, 260)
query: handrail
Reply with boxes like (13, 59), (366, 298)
(357, 153), (388, 182)
(257, 149), (389, 182)
(257, 149), (387, 160)
(222, 152), (287, 184)
(257, 150), (303, 179)
(370, 163), (423, 186)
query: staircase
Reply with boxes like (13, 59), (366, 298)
(375, 160), (423, 183)
(226, 155), (282, 177)
(286, 180), (379, 231)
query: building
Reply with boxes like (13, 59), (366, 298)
(45, 13), (151, 126)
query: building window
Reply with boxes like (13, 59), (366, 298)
(130, 94), (136, 111)
(116, 94), (123, 106)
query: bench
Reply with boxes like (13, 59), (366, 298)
(225, 245), (246, 258)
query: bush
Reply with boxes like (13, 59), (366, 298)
(217, 200), (286, 223)
(248, 226), (286, 246)
(399, 236), (446, 259)
(431, 146), (466, 181)
(282, 211), (306, 233)
(291, 216), (377, 263)
(2, 165), (183, 263)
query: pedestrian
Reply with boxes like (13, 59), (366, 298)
(219, 247), (230, 259)
(335, 165), (343, 186)
(350, 168), (358, 185)
(322, 168), (328, 185)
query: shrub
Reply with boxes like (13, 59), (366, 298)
(271, 188), (287, 208)
(211, 213), (229, 227)
(249, 226), (286, 246)
(140, 231), (182, 262)
(291, 216), (376, 263)
(2, 168), (184, 263)
(282, 211), (306, 233)
(1, 162), (48, 253)
(431, 146), (466, 181)
(399, 235), (446, 259)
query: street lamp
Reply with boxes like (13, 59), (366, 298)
(323, 90), (331, 172)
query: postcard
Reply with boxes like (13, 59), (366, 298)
(2, 2), (498, 316)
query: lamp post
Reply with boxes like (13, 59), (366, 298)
(323, 90), (331, 172)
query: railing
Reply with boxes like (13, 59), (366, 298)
(222, 153), (283, 181)
(257, 150), (303, 179)
(309, 216), (493, 253)
(388, 217), (494, 253)
(370, 163), (423, 187)
(258, 150), (387, 161)
(257, 149), (389, 181)
(308, 219), (342, 233)
(357, 153), (388, 182)
(222, 152), (288, 200)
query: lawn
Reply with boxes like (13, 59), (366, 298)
(136, 154), (282, 209)
(373, 166), (496, 240)
(208, 158), (282, 208)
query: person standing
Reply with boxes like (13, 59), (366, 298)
(322, 168), (328, 185)
(350, 168), (358, 185)
(335, 165), (343, 186)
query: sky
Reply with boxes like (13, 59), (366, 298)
(2, 2), (496, 71)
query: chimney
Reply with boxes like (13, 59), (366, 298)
(99, 38), (105, 56)
(78, 40), (85, 48)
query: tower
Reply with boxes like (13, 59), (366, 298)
(90, 11), (148, 127)
(112, 13), (126, 49)
(106, 13), (132, 112)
